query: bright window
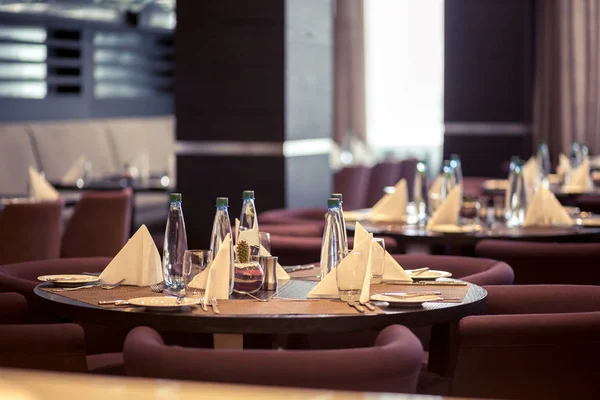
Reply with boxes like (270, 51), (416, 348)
(364, 0), (444, 148)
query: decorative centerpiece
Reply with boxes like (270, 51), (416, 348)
(233, 240), (264, 294)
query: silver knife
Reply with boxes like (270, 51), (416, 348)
(201, 298), (208, 312)
(98, 300), (130, 306)
(348, 301), (365, 313)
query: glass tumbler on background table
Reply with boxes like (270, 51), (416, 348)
(183, 250), (211, 297)
(370, 238), (386, 284)
(336, 252), (363, 302)
(259, 231), (271, 253)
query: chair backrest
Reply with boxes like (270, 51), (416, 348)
(475, 240), (600, 285)
(333, 165), (372, 210)
(124, 325), (423, 394)
(61, 189), (132, 258)
(0, 199), (63, 265)
(398, 158), (419, 200)
(0, 292), (28, 324)
(451, 285), (600, 399)
(30, 120), (119, 182)
(392, 254), (514, 286)
(366, 161), (402, 207)
(0, 123), (39, 196)
(105, 116), (174, 176)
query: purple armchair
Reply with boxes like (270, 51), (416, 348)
(61, 189), (132, 258)
(366, 161), (402, 207)
(392, 254), (515, 286)
(451, 285), (600, 399)
(333, 165), (372, 210)
(0, 199), (63, 265)
(124, 325), (423, 394)
(0, 292), (122, 374)
(475, 240), (600, 285)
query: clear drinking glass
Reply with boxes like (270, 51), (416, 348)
(505, 161), (528, 227)
(183, 249), (211, 297)
(259, 231), (271, 253)
(336, 252), (363, 302)
(370, 238), (386, 284)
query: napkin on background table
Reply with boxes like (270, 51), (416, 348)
(204, 233), (233, 300)
(369, 179), (408, 222)
(308, 233), (372, 299)
(524, 186), (573, 227)
(235, 218), (289, 280)
(61, 155), (88, 184)
(28, 166), (59, 201)
(569, 157), (593, 190)
(99, 225), (162, 286)
(426, 185), (461, 230)
(354, 222), (412, 282)
(558, 153), (572, 177)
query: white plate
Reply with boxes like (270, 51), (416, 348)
(406, 269), (452, 281)
(38, 274), (100, 287)
(370, 293), (443, 307)
(127, 296), (201, 310)
(429, 224), (481, 234)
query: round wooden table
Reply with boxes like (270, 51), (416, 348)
(351, 222), (600, 247)
(34, 279), (486, 335)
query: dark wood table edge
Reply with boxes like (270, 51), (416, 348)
(34, 283), (487, 335)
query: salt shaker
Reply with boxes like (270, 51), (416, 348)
(260, 255), (278, 291)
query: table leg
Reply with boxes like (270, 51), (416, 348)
(428, 322), (459, 377)
(213, 334), (244, 349)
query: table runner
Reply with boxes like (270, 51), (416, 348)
(41, 278), (468, 315)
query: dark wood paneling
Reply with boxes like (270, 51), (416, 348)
(177, 155), (286, 248)
(444, 0), (534, 123)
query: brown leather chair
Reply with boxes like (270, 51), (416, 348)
(61, 189), (132, 258)
(0, 199), (63, 265)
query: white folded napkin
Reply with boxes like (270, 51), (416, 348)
(524, 186), (573, 227)
(369, 179), (408, 222)
(426, 185), (461, 230)
(235, 218), (289, 280)
(100, 225), (162, 286)
(570, 157), (593, 190)
(308, 233), (372, 299)
(61, 155), (88, 184)
(354, 222), (412, 282)
(28, 166), (59, 201)
(204, 233), (233, 300)
(558, 153), (572, 177)
(428, 175), (442, 198)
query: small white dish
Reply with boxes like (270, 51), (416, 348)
(370, 293), (443, 307)
(406, 269), (452, 281)
(127, 296), (201, 310)
(429, 224), (481, 234)
(38, 274), (100, 287)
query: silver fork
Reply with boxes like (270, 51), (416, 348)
(53, 278), (126, 292)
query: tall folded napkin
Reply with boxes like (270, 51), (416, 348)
(570, 157), (593, 190)
(308, 233), (372, 299)
(100, 225), (162, 286)
(61, 155), (88, 184)
(558, 153), (572, 177)
(428, 175), (442, 198)
(369, 179), (408, 222)
(204, 233), (233, 300)
(524, 186), (573, 227)
(426, 186), (461, 230)
(28, 166), (59, 201)
(235, 218), (289, 280)
(354, 222), (412, 282)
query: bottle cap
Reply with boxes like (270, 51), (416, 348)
(170, 193), (182, 202)
(243, 190), (255, 200)
(327, 198), (340, 208)
(331, 193), (343, 201)
(216, 197), (228, 207)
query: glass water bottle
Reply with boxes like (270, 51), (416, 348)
(239, 190), (259, 249)
(319, 198), (345, 280)
(331, 193), (349, 257)
(209, 197), (234, 294)
(505, 161), (528, 227)
(162, 193), (188, 290)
